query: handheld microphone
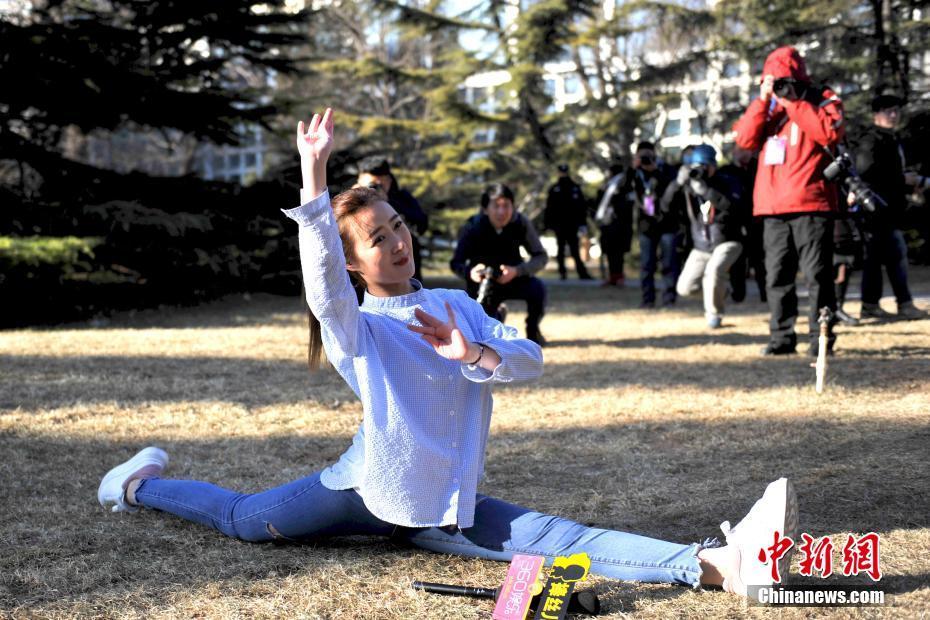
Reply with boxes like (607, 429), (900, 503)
(412, 580), (601, 615)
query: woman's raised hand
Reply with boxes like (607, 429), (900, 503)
(296, 108), (334, 196)
(407, 302), (472, 362)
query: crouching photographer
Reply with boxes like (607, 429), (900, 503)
(662, 144), (745, 328)
(450, 184), (549, 345)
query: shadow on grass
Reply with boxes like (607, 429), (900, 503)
(4, 338), (928, 411)
(2, 412), (927, 610)
(540, 353), (929, 390)
(549, 332), (763, 349)
(0, 354), (354, 410)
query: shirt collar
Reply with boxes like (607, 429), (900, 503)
(362, 279), (426, 309)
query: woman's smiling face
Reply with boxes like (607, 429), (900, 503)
(345, 200), (415, 296)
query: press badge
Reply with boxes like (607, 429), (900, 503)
(763, 136), (786, 165)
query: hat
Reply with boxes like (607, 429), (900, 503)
(871, 94), (904, 112)
(761, 46), (810, 83)
(557, 163), (569, 173)
(683, 144), (717, 167)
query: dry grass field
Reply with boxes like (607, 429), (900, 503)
(2, 271), (929, 619)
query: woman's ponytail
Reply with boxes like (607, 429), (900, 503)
(305, 186), (382, 372)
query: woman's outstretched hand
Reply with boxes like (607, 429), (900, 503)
(296, 107), (334, 197)
(408, 302), (473, 362)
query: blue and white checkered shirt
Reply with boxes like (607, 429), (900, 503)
(282, 190), (543, 528)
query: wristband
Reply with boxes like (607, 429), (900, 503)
(467, 343), (485, 366)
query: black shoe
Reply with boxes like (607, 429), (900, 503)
(527, 330), (547, 347)
(579, 272), (593, 280)
(835, 308), (859, 327)
(761, 342), (797, 356)
(639, 300), (655, 309)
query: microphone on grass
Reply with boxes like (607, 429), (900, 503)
(412, 580), (601, 615)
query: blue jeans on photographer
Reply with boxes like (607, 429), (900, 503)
(640, 232), (681, 306)
(861, 227), (912, 307)
(134, 471), (705, 587)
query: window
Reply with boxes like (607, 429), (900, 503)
(722, 86), (742, 109)
(245, 153), (256, 167)
(543, 78), (557, 97)
(690, 62), (707, 82)
(664, 119), (681, 136)
(722, 60), (741, 78)
(689, 90), (708, 110)
(564, 75), (581, 95)
(228, 153), (241, 167)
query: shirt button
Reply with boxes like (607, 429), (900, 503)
(451, 441), (457, 448)
(449, 410), (455, 416)
(453, 478), (459, 484)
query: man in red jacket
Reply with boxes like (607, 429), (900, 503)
(733, 46), (844, 356)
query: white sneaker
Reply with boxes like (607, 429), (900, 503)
(719, 478), (799, 600)
(97, 447), (169, 513)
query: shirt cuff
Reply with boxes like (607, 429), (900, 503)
(281, 188), (330, 226)
(461, 361), (498, 383)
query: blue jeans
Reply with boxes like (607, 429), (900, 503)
(861, 228), (912, 305)
(640, 232), (681, 305)
(136, 472), (702, 586)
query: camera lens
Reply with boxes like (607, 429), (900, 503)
(688, 166), (706, 180)
(773, 78), (793, 97)
(639, 155), (653, 166)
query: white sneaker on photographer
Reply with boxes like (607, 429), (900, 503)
(720, 478), (799, 600)
(97, 447), (169, 513)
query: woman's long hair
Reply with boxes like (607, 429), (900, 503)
(306, 187), (381, 371)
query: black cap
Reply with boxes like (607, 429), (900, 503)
(359, 158), (392, 176)
(557, 163), (569, 173)
(871, 94), (904, 112)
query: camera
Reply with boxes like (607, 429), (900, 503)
(367, 181), (384, 192)
(639, 154), (654, 166)
(773, 78), (799, 98)
(822, 152), (886, 213)
(688, 164), (708, 180)
(476, 265), (502, 309)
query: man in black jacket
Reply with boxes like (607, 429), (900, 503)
(661, 144), (745, 328)
(450, 184), (549, 345)
(544, 164), (593, 280)
(856, 95), (928, 320)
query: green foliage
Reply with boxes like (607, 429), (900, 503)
(0, 236), (102, 275)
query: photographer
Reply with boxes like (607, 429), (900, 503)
(450, 184), (549, 345)
(662, 144), (745, 328)
(854, 94), (928, 320)
(594, 162), (633, 287)
(544, 164), (593, 280)
(628, 142), (681, 308)
(733, 46), (844, 356)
